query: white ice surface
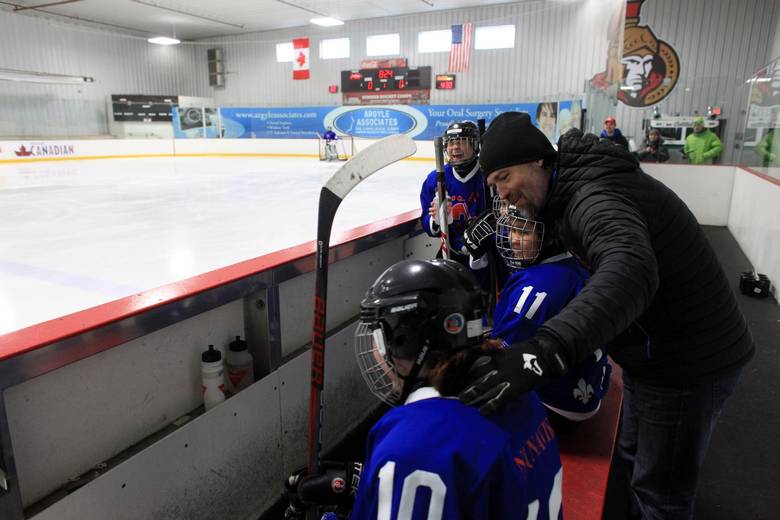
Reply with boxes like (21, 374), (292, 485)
(0, 156), (431, 335)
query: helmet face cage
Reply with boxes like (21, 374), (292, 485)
(443, 122), (480, 165)
(493, 196), (509, 218)
(354, 320), (404, 406)
(495, 205), (545, 269)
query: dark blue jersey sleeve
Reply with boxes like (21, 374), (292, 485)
(420, 171), (439, 237)
(492, 258), (611, 417)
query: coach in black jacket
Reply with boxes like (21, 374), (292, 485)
(460, 112), (754, 519)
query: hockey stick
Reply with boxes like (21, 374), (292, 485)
(477, 118), (498, 321)
(434, 136), (451, 259)
(305, 134), (416, 518)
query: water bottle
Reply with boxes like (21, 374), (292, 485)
(226, 336), (254, 394)
(201, 345), (225, 411)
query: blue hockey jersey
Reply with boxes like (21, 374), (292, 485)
(351, 387), (562, 520)
(492, 256), (611, 420)
(419, 164), (485, 255)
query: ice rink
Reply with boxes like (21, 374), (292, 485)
(0, 156), (430, 335)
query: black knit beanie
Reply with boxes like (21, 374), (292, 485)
(479, 112), (557, 176)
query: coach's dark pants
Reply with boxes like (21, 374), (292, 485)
(615, 367), (742, 520)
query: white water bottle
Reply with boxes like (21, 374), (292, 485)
(201, 345), (225, 411)
(226, 336), (254, 394)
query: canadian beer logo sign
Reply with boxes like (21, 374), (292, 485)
(14, 143), (76, 158)
(591, 0), (680, 108)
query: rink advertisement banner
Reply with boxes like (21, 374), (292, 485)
(216, 107), (331, 139)
(172, 107), (222, 138)
(175, 102), (581, 142)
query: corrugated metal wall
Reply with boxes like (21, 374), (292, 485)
(615, 0), (780, 162)
(772, 7), (780, 58)
(204, 0), (624, 107)
(1, 0), (777, 150)
(0, 10), (208, 137)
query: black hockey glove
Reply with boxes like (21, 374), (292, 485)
(462, 209), (496, 259)
(284, 460), (362, 519)
(458, 340), (563, 416)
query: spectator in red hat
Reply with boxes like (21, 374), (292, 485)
(601, 116), (629, 150)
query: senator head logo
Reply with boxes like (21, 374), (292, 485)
(591, 0), (680, 108)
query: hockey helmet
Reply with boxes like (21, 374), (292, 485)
(494, 199), (545, 269)
(443, 121), (480, 165)
(355, 259), (485, 405)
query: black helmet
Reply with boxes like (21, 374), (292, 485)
(443, 121), (480, 169)
(355, 259), (485, 405)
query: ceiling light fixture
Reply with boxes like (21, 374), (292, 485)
(148, 36), (181, 45)
(310, 17), (344, 26)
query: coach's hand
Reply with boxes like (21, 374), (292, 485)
(462, 209), (496, 259)
(459, 341), (557, 415)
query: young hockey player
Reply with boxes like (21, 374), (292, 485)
(286, 259), (562, 519)
(419, 121), (486, 269)
(489, 202), (611, 430)
(323, 126), (339, 161)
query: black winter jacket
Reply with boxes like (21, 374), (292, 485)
(535, 130), (754, 384)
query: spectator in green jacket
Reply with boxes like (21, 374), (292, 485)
(682, 117), (723, 164)
(756, 128), (780, 167)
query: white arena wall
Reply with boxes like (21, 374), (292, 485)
(640, 164), (735, 227)
(727, 168), (780, 300)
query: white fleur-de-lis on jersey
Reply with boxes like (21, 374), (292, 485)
(573, 378), (594, 404)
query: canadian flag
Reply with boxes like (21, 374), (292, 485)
(292, 37), (310, 80)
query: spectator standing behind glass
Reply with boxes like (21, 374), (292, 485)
(756, 128), (780, 166)
(682, 117), (723, 164)
(637, 128), (670, 163)
(601, 116), (629, 150)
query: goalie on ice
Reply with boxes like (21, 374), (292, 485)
(322, 126), (340, 161)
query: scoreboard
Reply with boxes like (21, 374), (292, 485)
(111, 95), (178, 122)
(340, 66), (431, 93)
(435, 74), (456, 90)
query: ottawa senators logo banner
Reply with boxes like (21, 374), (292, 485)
(591, 0), (681, 108)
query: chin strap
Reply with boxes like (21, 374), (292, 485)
(396, 343), (431, 405)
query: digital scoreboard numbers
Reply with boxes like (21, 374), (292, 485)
(435, 74), (456, 90)
(341, 66), (431, 92)
(341, 66), (432, 105)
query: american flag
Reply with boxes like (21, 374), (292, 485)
(449, 23), (472, 72)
